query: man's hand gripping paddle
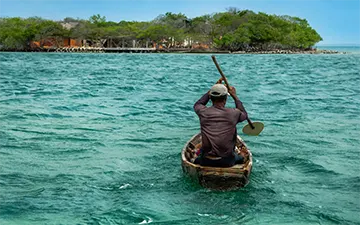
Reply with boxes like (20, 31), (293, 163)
(211, 55), (264, 136)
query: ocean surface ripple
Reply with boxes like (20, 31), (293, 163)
(0, 51), (359, 224)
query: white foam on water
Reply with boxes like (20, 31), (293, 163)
(119, 183), (131, 189)
(139, 217), (153, 224)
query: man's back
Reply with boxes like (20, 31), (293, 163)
(193, 89), (247, 158)
(195, 105), (241, 157)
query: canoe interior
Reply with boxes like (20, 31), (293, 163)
(181, 133), (252, 190)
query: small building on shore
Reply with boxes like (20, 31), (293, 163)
(30, 37), (84, 49)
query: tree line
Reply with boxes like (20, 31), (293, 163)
(0, 8), (322, 51)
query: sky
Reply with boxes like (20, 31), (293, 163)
(0, 0), (359, 45)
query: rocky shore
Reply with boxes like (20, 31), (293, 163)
(0, 47), (345, 54)
(183, 47), (344, 54)
(230, 49), (343, 54)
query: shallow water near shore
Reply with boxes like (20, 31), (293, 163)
(0, 51), (359, 224)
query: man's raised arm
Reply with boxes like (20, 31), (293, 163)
(229, 86), (248, 121)
(193, 92), (210, 113)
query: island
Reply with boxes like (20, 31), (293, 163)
(0, 8), (341, 54)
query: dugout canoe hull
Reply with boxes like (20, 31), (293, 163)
(181, 133), (252, 190)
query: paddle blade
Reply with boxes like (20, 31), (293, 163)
(242, 122), (264, 136)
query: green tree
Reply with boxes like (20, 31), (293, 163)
(89, 14), (106, 26)
(35, 20), (67, 46)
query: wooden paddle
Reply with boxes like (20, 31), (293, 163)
(211, 55), (264, 136)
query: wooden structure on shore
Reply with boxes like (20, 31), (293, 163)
(104, 47), (157, 53)
(50, 47), (159, 53)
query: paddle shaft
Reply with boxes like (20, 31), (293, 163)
(211, 55), (255, 129)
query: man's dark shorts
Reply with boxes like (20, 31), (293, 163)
(194, 151), (244, 167)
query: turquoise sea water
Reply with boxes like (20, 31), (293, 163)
(0, 51), (359, 224)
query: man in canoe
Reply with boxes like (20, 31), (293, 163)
(193, 78), (248, 167)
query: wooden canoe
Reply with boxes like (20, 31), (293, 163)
(181, 133), (252, 190)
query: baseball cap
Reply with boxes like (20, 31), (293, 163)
(209, 84), (228, 97)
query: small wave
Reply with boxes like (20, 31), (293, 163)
(120, 137), (174, 143)
(21, 187), (45, 197)
(0, 172), (37, 186)
(51, 147), (97, 155)
(10, 127), (58, 136)
(144, 98), (174, 102)
(73, 127), (101, 132)
(0, 114), (27, 120)
(323, 175), (360, 191)
(23, 112), (72, 119)
(0, 150), (12, 155)
(70, 92), (98, 98)
(139, 217), (153, 224)
(32, 90), (63, 96)
(197, 213), (232, 219)
(314, 211), (354, 225)
(51, 105), (73, 111)
(54, 136), (98, 142)
(117, 86), (136, 91)
(278, 156), (340, 176)
(119, 184), (132, 189)
(113, 97), (126, 101)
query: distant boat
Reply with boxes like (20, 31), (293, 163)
(181, 133), (253, 190)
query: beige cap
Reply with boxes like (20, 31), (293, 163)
(209, 84), (228, 97)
